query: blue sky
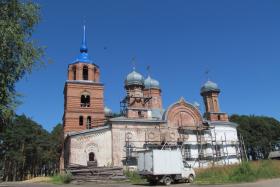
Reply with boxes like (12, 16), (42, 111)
(16, 0), (280, 131)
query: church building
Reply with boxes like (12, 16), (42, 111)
(61, 26), (241, 170)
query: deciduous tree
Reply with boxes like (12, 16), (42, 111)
(0, 0), (44, 130)
(230, 115), (280, 160)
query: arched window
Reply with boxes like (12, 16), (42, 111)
(93, 67), (97, 82)
(138, 111), (143, 118)
(83, 66), (88, 80)
(81, 95), (90, 107)
(89, 152), (95, 161)
(86, 116), (92, 129)
(73, 66), (76, 80)
(79, 116), (83, 126)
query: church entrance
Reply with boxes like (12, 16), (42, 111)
(88, 152), (97, 167)
(89, 152), (95, 161)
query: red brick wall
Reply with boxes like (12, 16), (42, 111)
(143, 88), (162, 109)
(63, 62), (105, 133)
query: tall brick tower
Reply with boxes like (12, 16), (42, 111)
(200, 80), (228, 121)
(63, 25), (105, 133)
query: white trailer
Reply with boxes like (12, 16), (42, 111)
(137, 149), (195, 185)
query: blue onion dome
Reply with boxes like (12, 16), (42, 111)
(104, 106), (113, 117)
(201, 80), (220, 94)
(144, 76), (160, 89)
(125, 70), (145, 87)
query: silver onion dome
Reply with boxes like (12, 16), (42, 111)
(144, 76), (160, 89)
(200, 80), (220, 94)
(125, 70), (145, 87)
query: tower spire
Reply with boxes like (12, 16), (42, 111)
(80, 24), (88, 53)
(75, 23), (91, 63)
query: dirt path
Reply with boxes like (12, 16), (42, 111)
(1, 178), (280, 187)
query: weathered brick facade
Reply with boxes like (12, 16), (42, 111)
(143, 88), (162, 109)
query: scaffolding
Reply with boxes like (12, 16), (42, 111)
(123, 124), (245, 168)
(120, 95), (152, 116)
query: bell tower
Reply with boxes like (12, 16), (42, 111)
(200, 80), (228, 121)
(63, 25), (105, 133)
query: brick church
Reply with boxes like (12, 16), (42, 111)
(61, 26), (241, 170)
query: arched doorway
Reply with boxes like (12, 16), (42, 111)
(89, 152), (95, 161)
(88, 152), (97, 167)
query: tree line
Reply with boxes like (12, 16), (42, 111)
(230, 114), (280, 160)
(0, 115), (63, 181)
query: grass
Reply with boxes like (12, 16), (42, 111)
(124, 170), (146, 184)
(50, 173), (72, 184)
(194, 160), (280, 184)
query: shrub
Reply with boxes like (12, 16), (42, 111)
(124, 170), (146, 184)
(51, 173), (72, 184)
(229, 162), (256, 182)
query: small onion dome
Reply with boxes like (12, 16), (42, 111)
(104, 106), (113, 117)
(125, 70), (144, 87)
(144, 76), (160, 89)
(200, 80), (220, 94)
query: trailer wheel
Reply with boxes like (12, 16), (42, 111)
(188, 174), (194, 183)
(163, 176), (172, 186)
